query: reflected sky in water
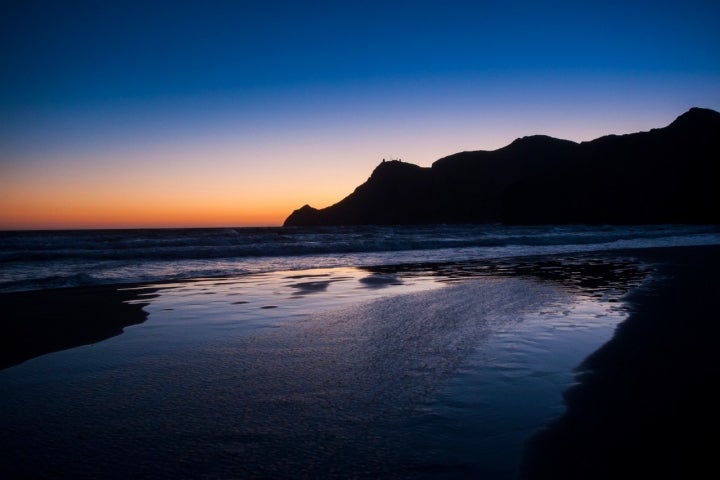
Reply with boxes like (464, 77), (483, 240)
(1, 255), (645, 479)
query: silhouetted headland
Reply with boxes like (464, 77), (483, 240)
(284, 107), (720, 226)
(0, 285), (156, 370)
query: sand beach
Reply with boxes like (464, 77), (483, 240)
(519, 245), (720, 479)
(1, 244), (718, 478)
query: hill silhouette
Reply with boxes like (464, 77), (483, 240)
(284, 108), (720, 226)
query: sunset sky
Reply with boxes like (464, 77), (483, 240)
(2, 0), (719, 229)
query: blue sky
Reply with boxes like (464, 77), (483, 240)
(1, 0), (719, 228)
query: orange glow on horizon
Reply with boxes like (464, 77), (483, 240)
(0, 199), (291, 230)
(0, 182), (340, 229)
(0, 143), (362, 230)
(0, 163), (351, 230)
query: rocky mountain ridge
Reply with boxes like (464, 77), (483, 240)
(284, 108), (720, 226)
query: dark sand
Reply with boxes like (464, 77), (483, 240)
(0, 285), (157, 370)
(519, 245), (720, 479)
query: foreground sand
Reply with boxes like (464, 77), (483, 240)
(519, 245), (720, 479)
(0, 285), (158, 369)
(1, 245), (718, 478)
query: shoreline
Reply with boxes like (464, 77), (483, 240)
(1, 244), (712, 371)
(0, 284), (158, 370)
(1, 244), (718, 477)
(518, 244), (720, 478)
(0, 244), (654, 371)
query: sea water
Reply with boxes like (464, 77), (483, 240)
(1, 224), (718, 292)
(1, 225), (719, 478)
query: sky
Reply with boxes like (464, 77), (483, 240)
(1, 0), (719, 229)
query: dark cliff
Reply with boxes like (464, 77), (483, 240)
(284, 108), (720, 226)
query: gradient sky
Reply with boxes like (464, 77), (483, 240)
(2, 0), (719, 229)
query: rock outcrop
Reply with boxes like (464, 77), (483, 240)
(284, 108), (720, 226)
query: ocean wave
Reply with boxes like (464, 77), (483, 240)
(1, 224), (719, 292)
(2, 224), (717, 263)
(0, 273), (112, 292)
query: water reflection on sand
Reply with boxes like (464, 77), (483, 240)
(0, 254), (647, 479)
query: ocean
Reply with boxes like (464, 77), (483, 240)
(1, 224), (719, 479)
(2, 224), (719, 292)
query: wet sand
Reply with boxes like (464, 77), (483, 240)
(519, 245), (720, 479)
(0, 285), (158, 370)
(0, 251), (646, 372)
(1, 245), (718, 478)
